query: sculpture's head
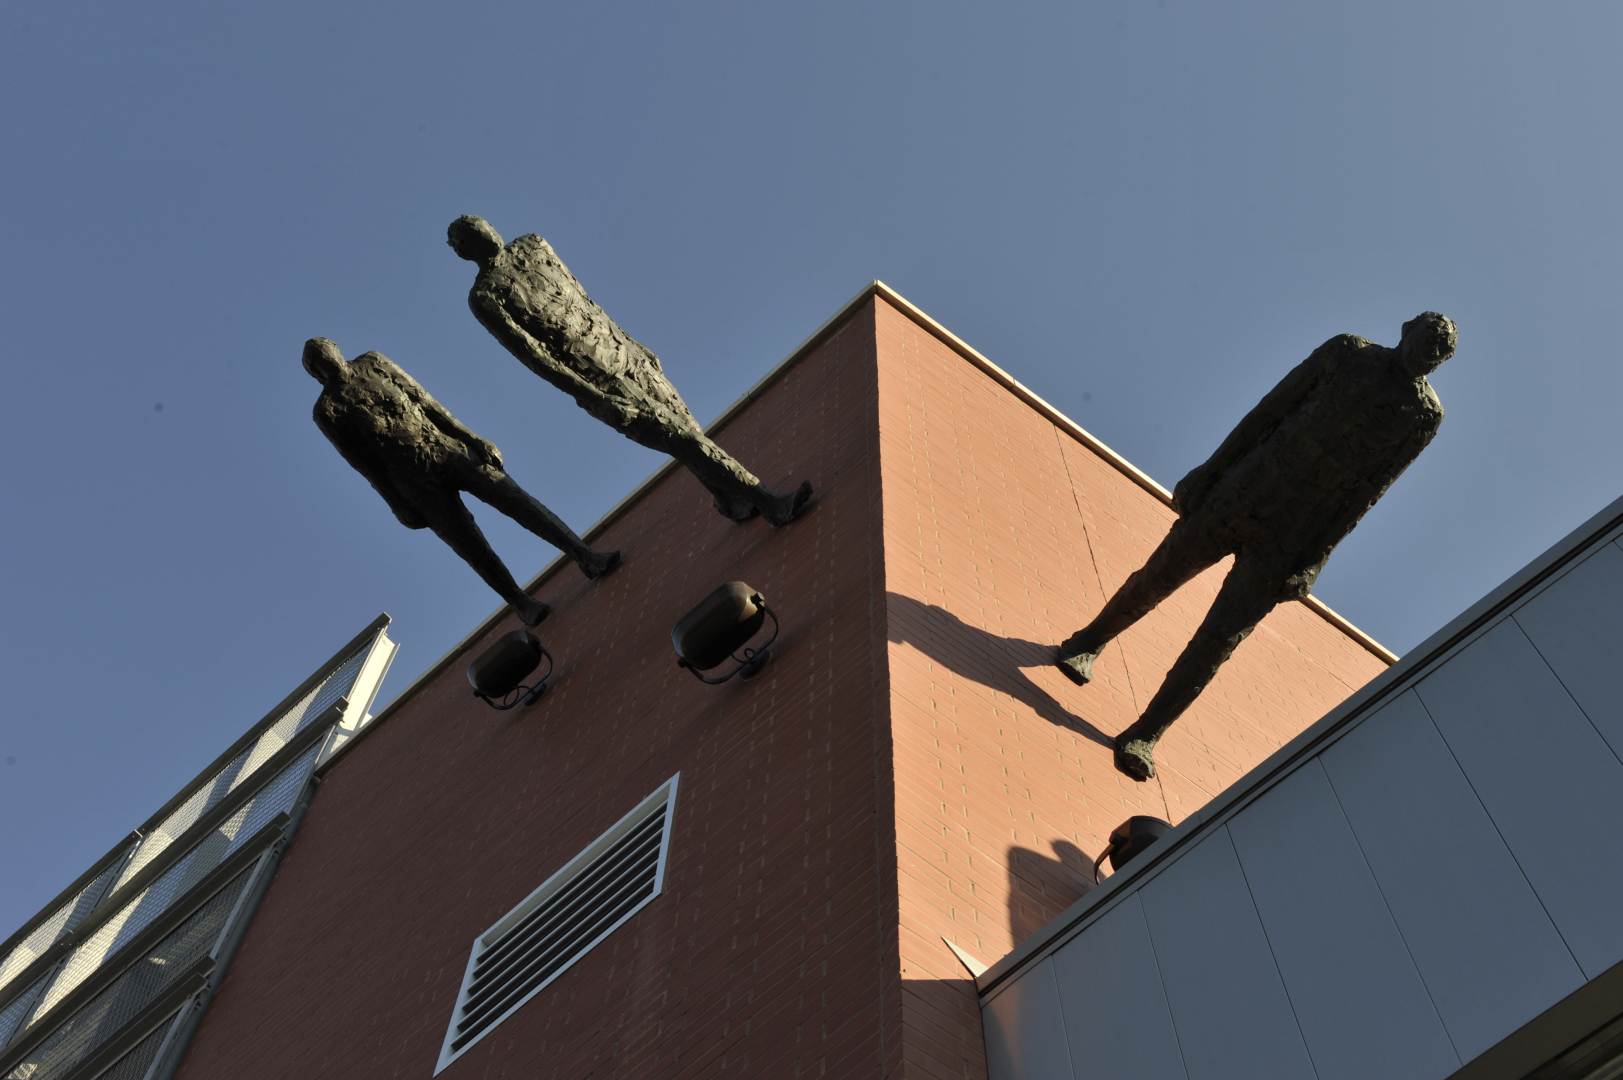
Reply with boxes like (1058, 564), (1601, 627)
(447, 215), (504, 264)
(1397, 312), (1458, 376)
(302, 337), (347, 385)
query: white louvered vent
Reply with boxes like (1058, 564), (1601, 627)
(434, 775), (678, 1074)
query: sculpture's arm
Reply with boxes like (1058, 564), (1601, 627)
(1373, 400), (1445, 503)
(479, 303), (642, 427)
(1172, 343), (1333, 514)
(380, 359), (503, 468)
(315, 413), (429, 529)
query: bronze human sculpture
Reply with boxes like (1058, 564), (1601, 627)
(446, 216), (813, 525)
(303, 338), (619, 626)
(1056, 313), (1458, 781)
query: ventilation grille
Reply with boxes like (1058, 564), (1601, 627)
(436, 775), (678, 1073)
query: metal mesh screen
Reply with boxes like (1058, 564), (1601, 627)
(112, 638), (372, 892)
(87, 1014), (175, 1080)
(0, 856), (130, 999)
(29, 744), (317, 1022)
(3, 865), (254, 1080)
(111, 753), (249, 894)
(0, 972), (51, 1052)
(298, 645), (369, 735)
(228, 644), (369, 790)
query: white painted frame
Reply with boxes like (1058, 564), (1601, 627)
(317, 630), (399, 768)
(433, 773), (680, 1075)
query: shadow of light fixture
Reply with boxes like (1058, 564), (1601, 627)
(1092, 815), (1172, 883)
(672, 582), (779, 685)
(467, 630), (553, 710)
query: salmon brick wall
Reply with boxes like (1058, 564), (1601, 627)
(873, 296), (1387, 1079)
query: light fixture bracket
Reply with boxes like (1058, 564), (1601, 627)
(671, 582), (780, 685)
(467, 630), (554, 711)
(679, 603), (778, 685)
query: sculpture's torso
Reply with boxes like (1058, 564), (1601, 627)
(1206, 336), (1443, 574)
(314, 354), (463, 481)
(468, 235), (684, 420)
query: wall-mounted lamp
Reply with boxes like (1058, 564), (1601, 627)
(672, 582), (779, 684)
(467, 630), (553, 710)
(1092, 815), (1172, 882)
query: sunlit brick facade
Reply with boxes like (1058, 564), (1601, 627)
(174, 286), (1386, 1079)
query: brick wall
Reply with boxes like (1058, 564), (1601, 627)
(178, 300), (900, 1079)
(873, 297), (1388, 1079)
(176, 290), (1387, 1080)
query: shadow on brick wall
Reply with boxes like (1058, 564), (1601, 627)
(1006, 840), (1094, 947)
(886, 593), (1112, 748)
(901, 975), (994, 1075)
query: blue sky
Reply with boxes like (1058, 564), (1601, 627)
(2, 0), (1619, 934)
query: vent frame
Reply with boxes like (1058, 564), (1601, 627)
(433, 774), (678, 1075)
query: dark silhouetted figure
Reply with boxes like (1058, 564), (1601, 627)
(303, 338), (619, 626)
(447, 215), (812, 525)
(1056, 313), (1458, 781)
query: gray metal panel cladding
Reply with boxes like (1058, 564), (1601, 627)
(1227, 761), (1458, 1080)
(978, 508), (1623, 1080)
(1138, 831), (1315, 1080)
(1416, 618), (1623, 978)
(1322, 690), (1583, 1061)
(1050, 894), (1187, 1080)
(1511, 540), (1623, 762)
(983, 960), (1077, 1080)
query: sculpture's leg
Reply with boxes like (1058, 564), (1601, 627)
(468, 467), (622, 580)
(423, 493), (551, 625)
(639, 418), (812, 526)
(1111, 557), (1282, 781)
(1056, 519), (1221, 685)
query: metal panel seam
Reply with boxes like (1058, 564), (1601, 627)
(1506, 614), (1623, 772)
(1221, 825), (1323, 1080)
(1405, 689), (1585, 980)
(1311, 758), (1462, 1065)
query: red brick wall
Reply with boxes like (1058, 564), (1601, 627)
(873, 296), (1388, 1079)
(178, 290), (1387, 1080)
(178, 300), (901, 1079)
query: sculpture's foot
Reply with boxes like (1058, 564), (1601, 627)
(1113, 736), (1157, 782)
(714, 495), (761, 523)
(579, 549), (622, 581)
(1056, 649), (1097, 686)
(514, 596), (551, 626)
(764, 481), (815, 527)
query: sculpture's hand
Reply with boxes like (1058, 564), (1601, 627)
(391, 502), (430, 530)
(1171, 468), (1208, 515)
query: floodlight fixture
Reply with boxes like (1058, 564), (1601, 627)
(672, 582), (779, 685)
(467, 630), (553, 710)
(1092, 815), (1172, 882)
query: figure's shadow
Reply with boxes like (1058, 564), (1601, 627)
(1007, 840), (1095, 946)
(886, 593), (1112, 749)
